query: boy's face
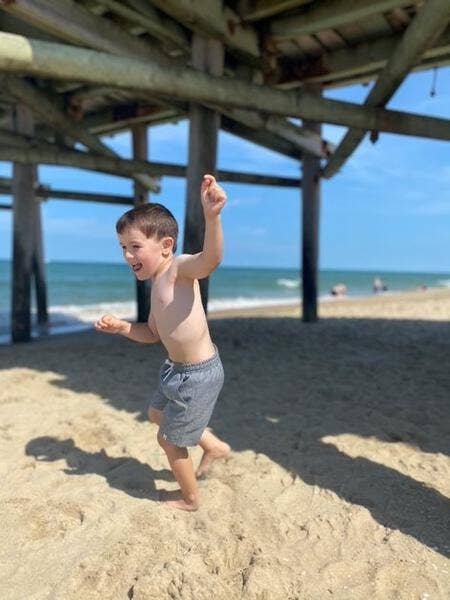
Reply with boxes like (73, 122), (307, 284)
(118, 227), (172, 280)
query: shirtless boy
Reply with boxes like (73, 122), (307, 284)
(95, 175), (230, 511)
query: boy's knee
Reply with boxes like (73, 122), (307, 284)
(157, 430), (170, 450)
(157, 431), (187, 457)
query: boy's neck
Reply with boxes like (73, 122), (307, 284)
(153, 255), (174, 280)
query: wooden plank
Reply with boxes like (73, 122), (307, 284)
(147, 0), (260, 63)
(132, 123), (151, 322)
(275, 26), (450, 87)
(271, 0), (415, 39)
(3, 33), (450, 141)
(323, 0), (450, 178)
(239, 0), (313, 22)
(301, 95), (321, 322)
(183, 35), (224, 312)
(11, 104), (35, 342)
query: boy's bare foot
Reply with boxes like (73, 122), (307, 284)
(196, 441), (231, 479)
(158, 489), (199, 512)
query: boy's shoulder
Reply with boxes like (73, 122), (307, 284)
(168, 254), (196, 280)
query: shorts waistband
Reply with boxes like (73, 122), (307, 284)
(165, 346), (221, 373)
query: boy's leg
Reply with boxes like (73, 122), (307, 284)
(148, 409), (229, 478)
(157, 432), (199, 511)
(195, 428), (230, 478)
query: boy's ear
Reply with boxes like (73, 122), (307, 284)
(161, 237), (174, 255)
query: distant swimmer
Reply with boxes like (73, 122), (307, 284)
(330, 283), (347, 297)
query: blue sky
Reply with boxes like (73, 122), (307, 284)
(0, 67), (449, 272)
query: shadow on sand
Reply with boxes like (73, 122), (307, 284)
(2, 315), (449, 556)
(25, 436), (172, 500)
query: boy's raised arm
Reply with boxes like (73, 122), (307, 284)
(176, 175), (226, 280)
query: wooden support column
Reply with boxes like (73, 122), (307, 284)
(11, 104), (36, 342)
(183, 34), (224, 312)
(302, 91), (322, 322)
(132, 123), (151, 322)
(32, 166), (48, 330)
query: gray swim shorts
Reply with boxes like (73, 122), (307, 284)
(148, 348), (224, 448)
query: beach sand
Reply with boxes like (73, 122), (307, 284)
(1, 288), (449, 599)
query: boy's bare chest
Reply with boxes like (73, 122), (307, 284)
(151, 278), (195, 316)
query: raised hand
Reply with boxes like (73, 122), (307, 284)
(94, 313), (128, 335)
(201, 174), (227, 219)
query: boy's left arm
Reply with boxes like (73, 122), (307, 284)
(176, 174), (226, 280)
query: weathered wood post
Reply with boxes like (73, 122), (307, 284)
(132, 123), (151, 322)
(183, 34), (224, 312)
(302, 92), (322, 322)
(11, 104), (36, 342)
(32, 166), (48, 330)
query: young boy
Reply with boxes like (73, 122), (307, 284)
(95, 174), (230, 511)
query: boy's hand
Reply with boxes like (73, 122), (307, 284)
(95, 314), (129, 335)
(201, 174), (226, 219)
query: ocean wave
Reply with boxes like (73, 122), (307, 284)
(208, 296), (299, 312)
(0, 301), (136, 337)
(277, 278), (300, 289)
(437, 279), (450, 288)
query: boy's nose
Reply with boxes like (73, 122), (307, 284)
(124, 250), (134, 261)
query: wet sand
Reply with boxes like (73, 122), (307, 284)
(1, 289), (449, 599)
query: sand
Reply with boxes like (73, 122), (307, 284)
(1, 288), (449, 599)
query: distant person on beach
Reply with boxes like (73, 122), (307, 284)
(330, 283), (347, 297)
(373, 277), (388, 293)
(95, 174), (230, 512)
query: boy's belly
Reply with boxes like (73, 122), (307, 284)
(156, 311), (215, 363)
(161, 329), (215, 364)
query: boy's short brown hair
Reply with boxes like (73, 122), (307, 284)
(116, 203), (178, 252)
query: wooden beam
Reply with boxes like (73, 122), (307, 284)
(323, 0), (450, 178)
(183, 35), (224, 312)
(239, 0), (313, 23)
(302, 91), (321, 322)
(271, 0), (415, 39)
(1, 75), (159, 193)
(3, 33), (450, 142)
(0, 185), (133, 205)
(211, 106), (334, 157)
(95, 0), (190, 56)
(0, 157), (301, 191)
(11, 104), (35, 342)
(275, 27), (450, 87)
(0, 0), (174, 65)
(132, 123), (151, 322)
(147, 0), (260, 64)
(0, 131), (162, 186)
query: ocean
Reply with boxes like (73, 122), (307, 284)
(1, 260), (449, 341)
